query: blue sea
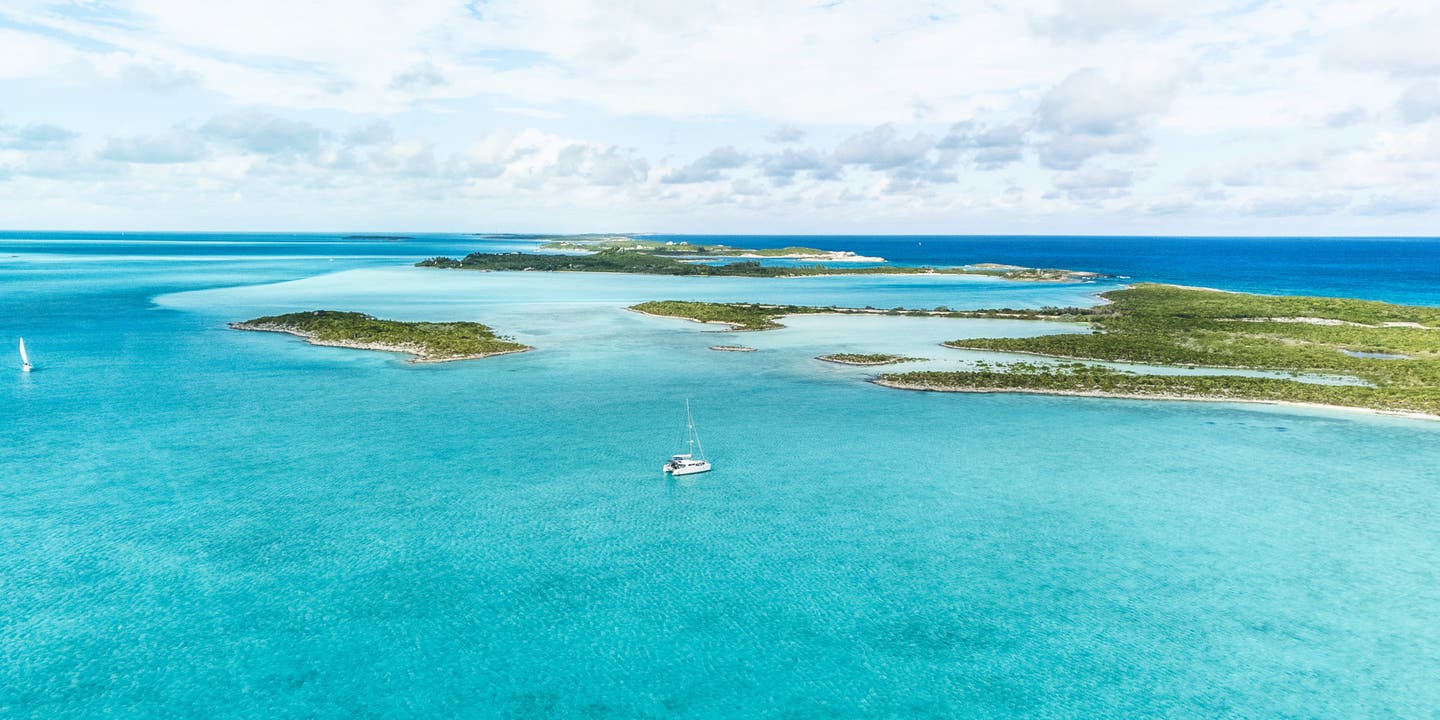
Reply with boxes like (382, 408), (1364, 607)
(3, 232), (1439, 718)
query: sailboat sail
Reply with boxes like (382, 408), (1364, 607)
(19, 338), (29, 367)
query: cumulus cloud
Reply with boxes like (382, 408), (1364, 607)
(662, 146), (748, 184)
(1035, 0), (1177, 42)
(1050, 166), (1133, 201)
(389, 61), (447, 92)
(759, 148), (840, 186)
(1243, 194), (1349, 217)
(120, 61), (202, 93)
(560, 144), (649, 186)
(1325, 108), (1368, 128)
(938, 120), (1029, 169)
(0, 123), (79, 150)
(766, 125), (806, 144)
(1356, 193), (1436, 216)
(344, 120), (396, 146)
(1327, 10), (1440, 78)
(833, 124), (936, 171)
(100, 130), (209, 164)
(1397, 82), (1440, 124)
(200, 112), (327, 156)
(1033, 67), (1189, 170)
(496, 106), (565, 119)
(499, 133), (650, 188)
(2, 1), (1440, 231)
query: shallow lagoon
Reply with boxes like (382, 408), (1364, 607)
(4, 238), (1440, 718)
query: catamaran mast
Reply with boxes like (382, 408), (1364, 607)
(686, 399), (705, 459)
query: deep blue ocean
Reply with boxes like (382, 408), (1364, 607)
(649, 234), (1440, 305)
(3, 232), (1439, 718)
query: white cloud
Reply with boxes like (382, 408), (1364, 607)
(344, 121), (395, 146)
(0, 0), (1438, 232)
(758, 148), (840, 186)
(200, 112), (328, 156)
(1035, 0), (1182, 42)
(119, 61), (202, 92)
(1243, 193), (1349, 217)
(1051, 166), (1133, 201)
(388, 61), (447, 93)
(661, 146), (749, 185)
(766, 125), (806, 144)
(1397, 82), (1440, 123)
(1326, 8), (1440, 78)
(496, 107), (565, 119)
(1034, 66), (1191, 170)
(101, 130), (210, 163)
(1356, 192), (1436, 215)
(0, 123), (80, 150)
(939, 120), (1030, 169)
(0, 27), (83, 79)
(833, 125), (937, 171)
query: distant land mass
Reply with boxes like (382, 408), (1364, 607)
(418, 237), (1103, 282)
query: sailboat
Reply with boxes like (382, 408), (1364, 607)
(19, 338), (31, 372)
(663, 400), (712, 476)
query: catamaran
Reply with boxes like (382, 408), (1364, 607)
(663, 400), (712, 476)
(19, 338), (31, 372)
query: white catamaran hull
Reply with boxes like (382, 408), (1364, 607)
(664, 461), (712, 476)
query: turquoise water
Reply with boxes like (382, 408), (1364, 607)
(3, 234), (1440, 718)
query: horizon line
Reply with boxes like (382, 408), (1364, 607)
(4, 229), (1440, 240)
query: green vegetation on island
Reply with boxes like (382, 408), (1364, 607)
(816, 353), (921, 366)
(627, 300), (1103, 331)
(874, 362), (1387, 407)
(631, 287), (1440, 417)
(229, 310), (530, 363)
(884, 284), (1440, 416)
(418, 250), (1101, 282)
(629, 301), (828, 330)
(538, 236), (853, 259)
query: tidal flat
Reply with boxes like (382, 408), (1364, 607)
(630, 285), (1440, 418)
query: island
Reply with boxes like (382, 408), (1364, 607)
(880, 284), (1440, 418)
(417, 249), (1101, 282)
(229, 310), (531, 363)
(629, 301), (830, 330)
(816, 353), (920, 366)
(537, 235), (882, 262)
(626, 300), (1100, 330)
(710, 345), (757, 352)
(629, 287), (1440, 419)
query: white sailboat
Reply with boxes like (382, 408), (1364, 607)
(663, 400), (712, 476)
(19, 338), (31, 372)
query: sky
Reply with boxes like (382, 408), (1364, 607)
(1, 0), (1438, 234)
